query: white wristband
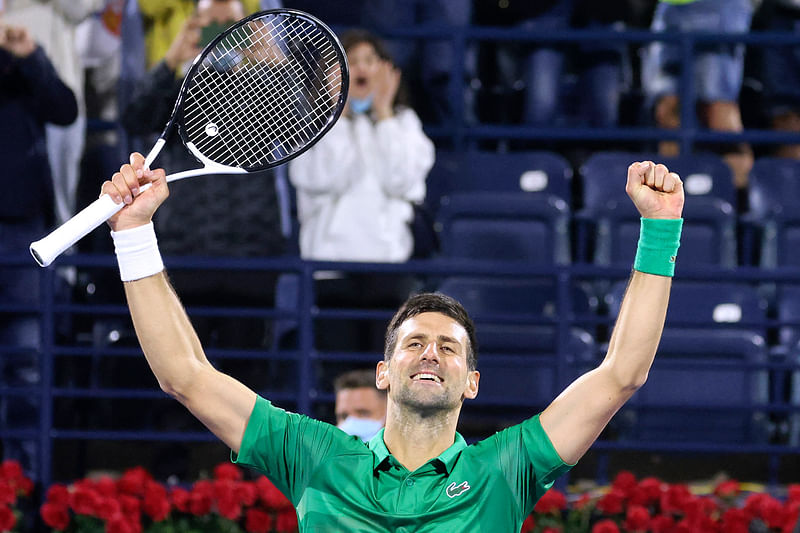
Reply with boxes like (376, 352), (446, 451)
(111, 222), (164, 282)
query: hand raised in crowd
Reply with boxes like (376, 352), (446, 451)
(163, 12), (208, 72)
(372, 59), (400, 120)
(0, 24), (36, 58)
(626, 161), (685, 220)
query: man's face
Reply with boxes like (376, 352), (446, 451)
(335, 387), (386, 425)
(377, 312), (479, 413)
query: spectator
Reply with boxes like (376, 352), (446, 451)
(641, 0), (755, 189)
(4, 0), (103, 228)
(334, 369), (387, 442)
(755, 0), (800, 159)
(0, 21), (77, 477)
(288, 29), (435, 353)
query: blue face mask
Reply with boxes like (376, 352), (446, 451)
(337, 416), (383, 442)
(349, 94), (373, 114)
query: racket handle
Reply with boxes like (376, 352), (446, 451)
(30, 194), (127, 267)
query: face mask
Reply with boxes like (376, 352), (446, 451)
(337, 416), (383, 442)
(349, 94), (373, 114)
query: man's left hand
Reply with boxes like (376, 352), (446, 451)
(626, 161), (684, 219)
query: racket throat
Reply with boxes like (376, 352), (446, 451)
(165, 142), (247, 183)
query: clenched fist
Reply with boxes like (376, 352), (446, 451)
(626, 161), (684, 220)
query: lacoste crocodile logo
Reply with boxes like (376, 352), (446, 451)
(446, 481), (471, 498)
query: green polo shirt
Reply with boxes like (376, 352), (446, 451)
(233, 396), (573, 532)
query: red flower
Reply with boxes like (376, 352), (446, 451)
(119, 494), (141, 518)
(188, 482), (213, 516)
(214, 463), (243, 481)
(534, 488), (567, 514)
(96, 496), (122, 521)
(713, 480), (740, 500)
(788, 484), (800, 504)
(106, 512), (140, 533)
(170, 487), (190, 513)
(214, 479), (243, 520)
(94, 476), (118, 499)
(611, 471), (637, 497)
(520, 515), (535, 533)
(0, 482), (15, 506)
(574, 493), (593, 511)
(275, 509), (298, 533)
(591, 519), (621, 533)
(256, 477), (292, 510)
(649, 514), (675, 533)
(236, 481), (259, 506)
(245, 508), (274, 533)
(596, 489), (625, 515)
(660, 483), (693, 515)
(69, 484), (101, 516)
(40, 502), (70, 531)
(0, 505), (16, 532)
(117, 467), (151, 497)
(142, 481), (170, 522)
(624, 504), (651, 532)
(0, 461), (24, 484)
(46, 484), (70, 506)
(629, 477), (663, 507)
(721, 507), (750, 533)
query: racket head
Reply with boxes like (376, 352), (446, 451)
(172, 9), (349, 171)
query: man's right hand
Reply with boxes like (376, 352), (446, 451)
(102, 152), (169, 232)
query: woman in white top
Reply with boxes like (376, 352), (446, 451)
(289, 29), (435, 263)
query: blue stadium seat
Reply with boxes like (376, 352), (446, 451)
(426, 150), (573, 211)
(747, 157), (800, 268)
(605, 280), (770, 444)
(773, 285), (800, 445)
(579, 152), (737, 268)
(436, 192), (571, 264)
(437, 277), (597, 407)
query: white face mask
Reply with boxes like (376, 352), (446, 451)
(337, 416), (383, 442)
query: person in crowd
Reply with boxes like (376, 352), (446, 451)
(641, 0), (755, 189)
(98, 148), (684, 531)
(755, 0), (800, 159)
(0, 20), (77, 477)
(4, 0), (104, 227)
(288, 29), (435, 353)
(334, 369), (387, 442)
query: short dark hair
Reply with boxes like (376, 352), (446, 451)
(333, 369), (385, 396)
(384, 293), (478, 370)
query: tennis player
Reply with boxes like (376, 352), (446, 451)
(102, 153), (684, 532)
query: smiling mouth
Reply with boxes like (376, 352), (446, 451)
(411, 372), (443, 384)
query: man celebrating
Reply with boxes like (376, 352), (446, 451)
(101, 154), (683, 531)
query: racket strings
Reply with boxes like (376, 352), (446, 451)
(182, 13), (344, 169)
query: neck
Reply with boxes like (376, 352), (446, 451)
(382, 400), (461, 472)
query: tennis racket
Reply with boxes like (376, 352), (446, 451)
(30, 8), (348, 267)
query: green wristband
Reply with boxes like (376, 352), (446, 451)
(633, 218), (683, 277)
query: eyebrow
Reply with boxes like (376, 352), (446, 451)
(405, 333), (462, 348)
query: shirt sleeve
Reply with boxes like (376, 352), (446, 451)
(488, 414), (574, 516)
(231, 396), (353, 505)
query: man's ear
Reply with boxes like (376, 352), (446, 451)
(376, 360), (389, 391)
(463, 370), (480, 400)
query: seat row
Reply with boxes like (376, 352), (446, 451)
(427, 151), (800, 269)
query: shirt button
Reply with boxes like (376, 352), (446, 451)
(405, 478), (415, 487)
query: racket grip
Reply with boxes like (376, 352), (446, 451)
(30, 194), (125, 267)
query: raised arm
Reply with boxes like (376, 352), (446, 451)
(540, 161), (684, 465)
(101, 153), (256, 454)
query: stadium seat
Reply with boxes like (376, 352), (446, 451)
(437, 192), (571, 264)
(747, 157), (800, 268)
(437, 277), (597, 408)
(605, 280), (770, 444)
(426, 149), (573, 209)
(579, 152), (737, 268)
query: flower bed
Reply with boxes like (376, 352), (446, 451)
(524, 471), (800, 533)
(10, 463), (797, 533)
